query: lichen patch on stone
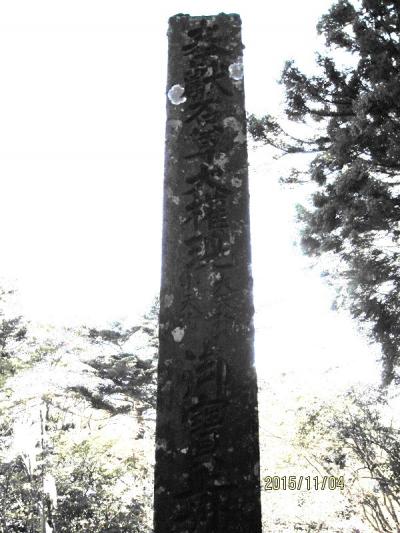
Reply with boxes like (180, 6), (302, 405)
(167, 186), (180, 205)
(167, 84), (187, 105)
(213, 152), (228, 171)
(228, 61), (244, 80)
(171, 326), (185, 342)
(156, 439), (168, 451)
(209, 271), (222, 285)
(223, 116), (246, 144)
(167, 118), (183, 133)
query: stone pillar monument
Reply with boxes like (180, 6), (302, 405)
(154, 13), (262, 533)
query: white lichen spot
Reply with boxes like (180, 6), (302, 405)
(164, 294), (174, 308)
(213, 152), (228, 171)
(209, 271), (222, 285)
(191, 396), (199, 405)
(167, 84), (186, 105)
(171, 326), (185, 343)
(180, 447), (188, 454)
(228, 61), (244, 80)
(156, 486), (166, 495)
(231, 177), (242, 188)
(203, 461), (214, 471)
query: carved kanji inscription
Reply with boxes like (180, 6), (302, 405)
(155, 13), (262, 533)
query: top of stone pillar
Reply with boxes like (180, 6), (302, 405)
(168, 12), (242, 22)
(167, 13), (243, 38)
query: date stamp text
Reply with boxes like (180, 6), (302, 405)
(263, 475), (344, 491)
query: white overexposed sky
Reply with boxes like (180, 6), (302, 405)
(0, 1), (381, 381)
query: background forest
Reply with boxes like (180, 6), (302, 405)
(1, 0), (400, 532)
(250, 0), (400, 530)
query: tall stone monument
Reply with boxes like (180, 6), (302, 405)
(154, 13), (262, 533)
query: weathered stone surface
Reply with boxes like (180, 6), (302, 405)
(154, 13), (262, 533)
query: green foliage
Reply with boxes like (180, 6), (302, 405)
(82, 300), (158, 412)
(250, 0), (400, 384)
(88, 324), (141, 347)
(0, 287), (156, 532)
(258, 376), (369, 532)
(296, 386), (400, 532)
(0, 456), (42, 532)
(53, 440), (148, 533)
(0, 436), (150, 533)
(0, 289), (29, 388)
